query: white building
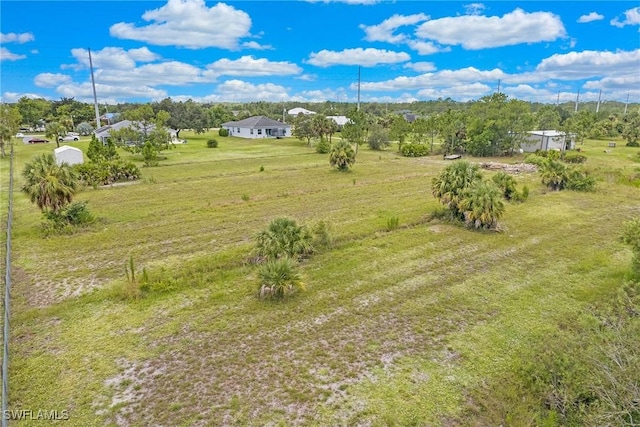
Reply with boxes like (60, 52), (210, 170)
(93, 120), (180, 144)
(54, 145), (84, 166)
(287, 107), (316, 116)
(327, 115), (350, 127)
(521, 130), (576, 152)
(222, 116), (291, 139)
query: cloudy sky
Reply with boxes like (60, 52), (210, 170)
(1, 1), (639, 105)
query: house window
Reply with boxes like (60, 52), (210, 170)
(257, 129), (262, 135)
(250, 129), (254, 134)
(237, 127), (240, 133)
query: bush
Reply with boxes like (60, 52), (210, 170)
(207, 139), (219, 148)
(431, 160), (483, 220)
(257, 257), (305, 300)
(540, 159), (596, 192)
(255, 218), (314, 261)
(626, 141), (639, 147)
(329, 140), (356, 171)
(218, 128), (229, 137)
(458, 180), (505, 230)
(563, 152), (587, 164)
(523, 154), (547, 168)
(621, 218), (640, 276)
(74, 159), (140, 187)
(315, 137), (330, 154)
(566, 169), (597, 192)
(400, 143), (430, 157)
(42, 201), (94, 234)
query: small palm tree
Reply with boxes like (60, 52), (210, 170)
(21, 153), (78, 213)
(540, 159), (569, 191)
(458, 180), (505, 229)
(257, 257), (305, 299)
(329, 140), (356, 171)
(46, 121), (69, 148)
(491, 171), (518, 201)
(255, 217), (314, 261)
(431, 160), (483, 219)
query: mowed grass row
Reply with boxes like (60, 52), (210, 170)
(5, 134), (640, 426)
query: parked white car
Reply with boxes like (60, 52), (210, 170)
(15, 132), (24, 138)
(58, 134), (80, 142)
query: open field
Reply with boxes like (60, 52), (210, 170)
(2, 133), (640, 426)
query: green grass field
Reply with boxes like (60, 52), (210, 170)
(2, 133), (639, 426)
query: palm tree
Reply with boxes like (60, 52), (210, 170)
(458, 180), (505, 229)
(329, 140), (356, 171)
(255, 217), (314, 261)
(46, 121), (68, 148)
(540, 159), (569, 191)
(257, 257), (305, 299)
(431, 160), (483, 219)
(21, 153), (78, 213)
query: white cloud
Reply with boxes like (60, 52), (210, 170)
(56, 82), (167, 102)
(204, 56), (302, 78)
(360, 13), (429, 43)
(356, 67), (505, 92)
(577, 12), (604, 23)
(0, 92), (48, 103)
(464, 3), (486, 16)
(241, 41), (273, 50)
(406, 40), (449, 55)
(109, 0), (254, 49)
(67, 47), (161, 70)
(96, 61), (207, 86)
(0, 32), (34, 43)
(34, 73), (73, 88)
(415, 8), (566, 49)
(215, 80), (290, 101)
(611, 7), (640, 28)
(0, 47), (26, 61)
(304, 0), (381, 5)
(417, 83), (491, 101)
(535, 49), (640, 79)
(306, 48), (410, 67)
(404, 62), (436, 72)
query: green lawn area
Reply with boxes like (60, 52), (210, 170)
(2, 133), (639, 426)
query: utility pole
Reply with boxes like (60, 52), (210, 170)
(624, 92), (630, 115)
(556, 91), (560, 106)
(595, 89), (602, 113)
(496, 79), (501, 94)
(89, 48), (101, 128)
(357, 66), (361, 111)
(574, 90), (580, 113)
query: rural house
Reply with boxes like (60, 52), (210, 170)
(93, 120), (180, 144)
(221, 116), (291, 139)
(520, 130), (576, 152)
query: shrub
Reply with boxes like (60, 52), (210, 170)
(540, 159), (596, 192)
(563, 152), (587, 164)
(218, 128), (229, 137)
(626, 141), (639, 147)
(257, 257), (305, 300)
(386, 215), (400, 231)
(329, 140), (356, 171)
(566, 169), (597, 192)
(400, 143), (430, 157)
(523, 154), (547, 168)
(457, 180), (505, 230)
(312, 221), (333, 249)
(42, 201), (94, 235)
(207, 139), (219, 148)
(74, 159), (140, 187)
(255, 218), (314, 261)
(315, 137), (330, 154)
(431, 160), (483, 220)
(367, 125), (390, 150)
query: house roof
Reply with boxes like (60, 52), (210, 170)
(222, 116), (290, 129)
(527, 130), (565, 137)
(287, 107), (316, 116)
(54, 145), (82, 154)
(94, 120), (177, 138)
(327, 115), (350, 126)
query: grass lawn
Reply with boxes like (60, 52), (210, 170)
(2, 132), (639, 426)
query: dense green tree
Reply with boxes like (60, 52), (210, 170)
(21, 153), (78, 213)
(621, 111), (640, 146)
(342, 109), (369, 155)
(209, 105), (234, 128)
(438, 109), (468, 155)
(389, 115), (411, 151)
(16, 97), (50, 129)
(292, 114), (316, 146)
(110, 106), (172, 166)
(367, 123), (390, 150)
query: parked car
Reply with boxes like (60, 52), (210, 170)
(15, 132), (24, 138)
(58, 135), (80, 142)
(28, 138), (49, 144)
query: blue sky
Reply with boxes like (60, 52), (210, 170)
(1, 1), (639, 105)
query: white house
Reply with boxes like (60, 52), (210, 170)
(222, 116), (291, 139)
(287, 107), (316, 116)
(93, 120), (179, 144)
(521, 130), (576, 152)
(54, 145), (84, 166)
(327, 115), (350, 127)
